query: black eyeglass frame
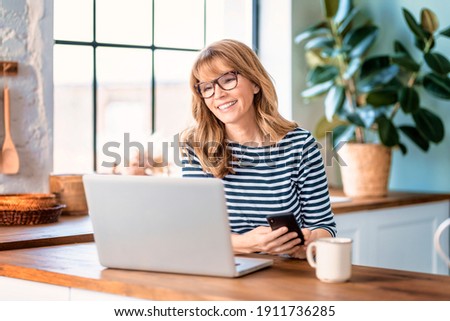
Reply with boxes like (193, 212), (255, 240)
(194, 70), (240, 99)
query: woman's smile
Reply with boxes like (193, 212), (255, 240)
(217, 100), (237, 111)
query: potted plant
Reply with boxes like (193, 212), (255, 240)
(295, 0), (450, 197)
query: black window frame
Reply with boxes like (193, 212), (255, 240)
(54, 0), (259, 171)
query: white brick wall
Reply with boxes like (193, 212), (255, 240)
(0, 0), (53, 193)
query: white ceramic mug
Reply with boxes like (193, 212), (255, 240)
(306, 237), (353, 283)
(434, 218), (450, 268)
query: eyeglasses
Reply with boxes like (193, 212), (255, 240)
(195, 71), (239, 99)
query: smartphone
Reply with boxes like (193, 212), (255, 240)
(266, 213), (305, 245)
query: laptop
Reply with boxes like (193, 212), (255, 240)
(82, 174), (273, 277)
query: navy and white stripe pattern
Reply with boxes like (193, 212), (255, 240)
(182, 127), (337, 237)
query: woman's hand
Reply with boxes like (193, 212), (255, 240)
(289, 228), (333, 259)
(231, 226), (302, 255)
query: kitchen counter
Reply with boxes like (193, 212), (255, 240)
(329, 188), (450, 214)
(0, 216), (93, 251)
(0, 190), (449, 300)
(0, 242), (449, 300)
(1, 190), (449, 252)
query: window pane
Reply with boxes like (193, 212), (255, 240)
(96, 47), (152, 172)
(54, 0), (93, 41)
(206, 0), (253, 46)
(96, 0), (152, 45)
(154, 50), (197, 136)
(53, 45), (94, 174)
(154, 0), (204, 49)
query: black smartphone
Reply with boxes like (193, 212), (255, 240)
(266, 213), (305, 245)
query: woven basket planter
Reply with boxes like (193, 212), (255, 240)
(339, 143), (392, 198)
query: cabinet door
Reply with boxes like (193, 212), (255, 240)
(334, 201), (449, 275)
(371, 201), (449, 275)
(0, 276), (70, 300)
(333, 213), (370, 266)
(70, 288), (146, 300)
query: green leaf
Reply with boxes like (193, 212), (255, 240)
(350, 31), (378, 58)
(394, 41), (414, 60)
(322, 0), (339, 18)
(295, 22), (330, 44)
(366, 89), (398, 107)
(337, 7), (360, 34)
(301, 80), (334, 98)
(399, 126), (429, 151)
(392, 54), (421, 72)
(360, 56), (391, 79)
(413, 108), (445, 143)
(343, 58), (362, 80)
(376, 115), (399, 147)
(440, 26), (450, 37)
(415, 32), (435, 51)
(398, 142), (408, 155)
(336, 99), (354, 118)
(384, 78), (404, 92)
(421, 8), (439, 34)
(304, 36), (335, 51)
(357, 107), (378, 128)
(347, 113), (366, 128)
(324, 85), (345, 121)
(399, 87), (420, 113)
(358, 62), (399, 92)
(334, 0), (352, 25)
(393, 42), (421, 72)
(332, 125), (356, 146)
(314, 116), (348, 139)
(402, 8), (427, 40)
(423, 73), (450, 99)
(343, 26), (379, 58)
(319, 46), (345, 59)
(306, 65), (339, 86)
(424, 53), (450, 75)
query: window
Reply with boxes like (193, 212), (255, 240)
(53, 0), (256, 174)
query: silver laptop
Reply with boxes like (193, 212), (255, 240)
(82, 174), (273, 277)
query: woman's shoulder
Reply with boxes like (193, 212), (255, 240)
(281, 127), (315, 142)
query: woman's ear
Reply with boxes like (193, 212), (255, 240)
(253, 84), (260, 94)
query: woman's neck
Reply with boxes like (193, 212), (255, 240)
(225, 124), (263, 147)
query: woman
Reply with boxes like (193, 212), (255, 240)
(181, 39), (336, 259)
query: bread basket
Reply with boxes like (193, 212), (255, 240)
(0, 194), (66, 226)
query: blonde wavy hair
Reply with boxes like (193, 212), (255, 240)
(182, 39), (297, 178)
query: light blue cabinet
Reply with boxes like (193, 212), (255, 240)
(334, 201), (450, 275)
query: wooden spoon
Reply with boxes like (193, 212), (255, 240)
(1, 86), (19, 174)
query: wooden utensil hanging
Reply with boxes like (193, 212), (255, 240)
(1, 62), (20, 174)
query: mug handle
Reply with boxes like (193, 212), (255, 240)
(306, 242), (317, 268)
(434, 218), (450, 267)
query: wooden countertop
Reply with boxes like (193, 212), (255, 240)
(0, 216), (93, 251)
(0, 242), (449, 300)
(329, 188), (450, 214)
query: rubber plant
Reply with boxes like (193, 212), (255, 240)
(295, 0), (450, 153)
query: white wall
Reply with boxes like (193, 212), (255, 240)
(258, 0), (293, 121)
(290, 0), (341, 185)
(0, 0), (53, 193)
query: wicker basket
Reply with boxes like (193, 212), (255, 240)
(49, 175), (88, 215)
(0, 194), (65, 226)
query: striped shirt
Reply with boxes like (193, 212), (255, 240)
(181, 127), (337, 237)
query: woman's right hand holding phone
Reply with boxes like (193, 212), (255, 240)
(231, 226), (302, 255)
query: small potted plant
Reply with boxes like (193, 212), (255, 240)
(295, 0), (450, 197)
